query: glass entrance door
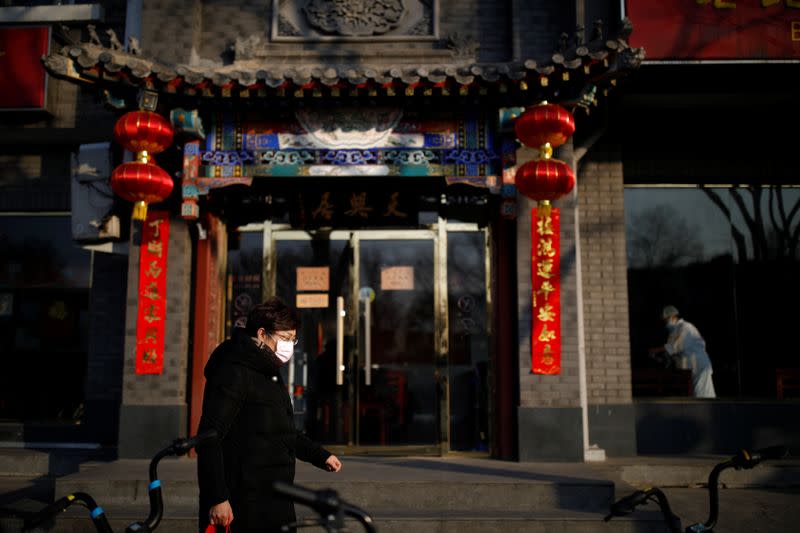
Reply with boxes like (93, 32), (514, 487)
(271, 230), (440, 449)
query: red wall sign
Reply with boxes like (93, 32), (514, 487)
(136, 211), (170, 374)
(626, 0), (800, 60)
(531, 207), (562, 375)
(0, 27), (50, 109)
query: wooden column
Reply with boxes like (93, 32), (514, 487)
(189, 213), (227, 441)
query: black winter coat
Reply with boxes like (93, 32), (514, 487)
(196, 329), (331, 532)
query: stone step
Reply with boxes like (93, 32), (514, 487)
(0, 449), (50, 477)
(8, 503), (669, 533)
(55, 476), (615, 514)
(619, 459), (800, 488)
(55, 457), (619, 513)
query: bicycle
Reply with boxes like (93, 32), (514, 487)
(605, 445), (788, 532)
(22, 430), (217, 533)
(272, 480), (377, 533)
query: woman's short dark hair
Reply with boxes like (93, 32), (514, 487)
(245, 297), (300, 336)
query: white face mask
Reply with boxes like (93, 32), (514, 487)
(272, 336), (295, 363)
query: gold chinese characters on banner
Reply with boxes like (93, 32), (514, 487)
(136, 211), (170, 374)
(531, 207), (561, 374)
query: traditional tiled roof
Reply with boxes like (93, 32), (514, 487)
(42, 20), (644, 105)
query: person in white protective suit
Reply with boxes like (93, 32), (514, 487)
(649, 305), (717, 398)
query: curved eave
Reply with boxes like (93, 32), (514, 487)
(41, 38), (644, 105)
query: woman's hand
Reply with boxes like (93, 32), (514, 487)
(209, 500), (234, 527)
(325, 454), (342, 472)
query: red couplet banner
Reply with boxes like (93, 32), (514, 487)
(136, 211), (170, 374)
(531, 207), (561, 375)
(0, 27), (50, 109)
(626, 0), (800, 60)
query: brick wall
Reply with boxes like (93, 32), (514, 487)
(510, 0), (571, 60)
(141, 0), (204, 65)
(577, 142), (633, 406)
(136, 0), (574, 68)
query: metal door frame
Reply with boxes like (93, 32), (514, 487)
(237, 221), (488, 455)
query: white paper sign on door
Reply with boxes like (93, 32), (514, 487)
(296, 293), (329, 308)
(380, 266), (414, 291)
(296, 266), (329, 291)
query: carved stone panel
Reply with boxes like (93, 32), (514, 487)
(272, 0), (438, 41)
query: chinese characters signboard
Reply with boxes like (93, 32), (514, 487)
(626, 0), (800, 60)
(531, 208), (561, 375)
(296, 293), (329, 308)
(302, 190), (415, 227)
(381, 266), (415, 291)
(296, 267), (330, 291)
(0, 26), (50, 109)
(136, 211), (170, 374)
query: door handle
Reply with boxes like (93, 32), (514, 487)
(336, 296), (344, 386)
(364, 296), (372, 386)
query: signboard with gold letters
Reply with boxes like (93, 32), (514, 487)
(136, 211), (170, 374)
(531, 207), (561, 375)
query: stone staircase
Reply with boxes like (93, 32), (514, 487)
(4, 453), (800, 532)
(21, 456), (671, 532)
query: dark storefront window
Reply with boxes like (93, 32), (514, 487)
(0, 214), (92, 422)
(625, 186), (800, 399)
(226, 230), (264, 333)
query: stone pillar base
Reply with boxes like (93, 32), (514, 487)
(118, 404), (187, 458)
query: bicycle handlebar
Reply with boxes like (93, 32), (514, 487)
(272, 481), (377, 533)
(608, 444), (788, 533)
(605, 487), (681, 532)
(126, 430), (218, 533)
(25, 431), (218, 533)
(24, 492), (112, 533)
(731, 445), (788, 470)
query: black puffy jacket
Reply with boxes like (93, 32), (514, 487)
(196, 328), (331, 532)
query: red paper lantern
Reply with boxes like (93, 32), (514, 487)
(113, 111), (174, 154)
(111, 160), (174, 221)
(515, 159), (575, 202)
(514, 102), (575, 150)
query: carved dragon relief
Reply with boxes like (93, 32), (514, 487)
(303, 0), (406, 36)
(273, 0), (436, 40)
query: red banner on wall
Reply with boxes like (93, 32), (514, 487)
(626, 0), (800, 60)
(0, 27), (50, 109)
(531, 207), (561, 375)
(136, 211), (170, 374)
